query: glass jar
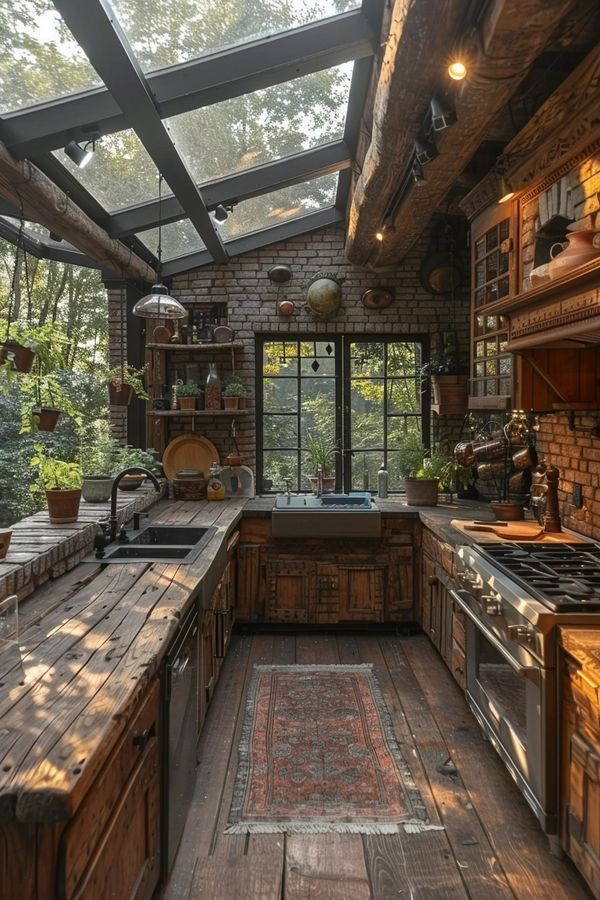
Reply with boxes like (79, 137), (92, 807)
(205, 362), (221, 410)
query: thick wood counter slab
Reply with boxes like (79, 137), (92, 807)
(0, 498), (245, 825)
(560, 628), (600, 689)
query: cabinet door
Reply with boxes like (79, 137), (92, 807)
(316, 562), (385, 624)
(385, 545), (414, 621)
(236, 543), (265, 622)
(421, 554), (442, 651)
(564, 728), (600, 896)
(199, 609), (217, 713)
(265, 559), (315, 623)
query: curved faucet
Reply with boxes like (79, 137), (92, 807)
(109, 467), (161, 542)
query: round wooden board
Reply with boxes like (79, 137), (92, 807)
(162, 434), (219, 481)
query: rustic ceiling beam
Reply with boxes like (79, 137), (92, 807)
(346, 0), (579, 266)
(109, 141), (352, 237)
(1, 11), (376, 160)
(53, 0), (228, 265)
(0, 142), (155, 280)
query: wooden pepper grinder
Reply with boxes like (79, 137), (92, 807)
(543, 465), (562, 533)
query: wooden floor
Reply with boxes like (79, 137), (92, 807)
(164, 632), (591, 900)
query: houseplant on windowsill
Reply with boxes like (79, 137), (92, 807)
(305, 432), (337, 493)
(222, 376), (246, 411)
(176, 382), (202, 411)
(30, 444), (84, 523)
(397, 432), (454, 506)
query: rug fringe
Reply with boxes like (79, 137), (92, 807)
(224, 820), (445, 835)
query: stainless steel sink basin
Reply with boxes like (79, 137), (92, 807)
(89, 524), (216, 564)
(272, 493), (380, 539)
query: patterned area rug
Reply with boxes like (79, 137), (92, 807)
(225, 664), (440, 835)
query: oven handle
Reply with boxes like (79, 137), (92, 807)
(449, 588), (541, 685)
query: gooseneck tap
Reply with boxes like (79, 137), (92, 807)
(109, 468), (161, 542)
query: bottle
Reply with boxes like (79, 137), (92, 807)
(378, 462), (389, 498)
(207, 462), (226, 501)
(205, 362), (221, 410)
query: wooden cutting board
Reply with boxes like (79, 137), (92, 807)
(451, 519), (584, 543)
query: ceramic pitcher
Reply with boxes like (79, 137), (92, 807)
(548, 229), (600, 280)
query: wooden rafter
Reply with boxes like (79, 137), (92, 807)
(346, 0), (578, 266)
(0, 143), (155, 282)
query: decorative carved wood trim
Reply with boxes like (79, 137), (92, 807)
(459, 171), (500, 221)
(517, 138), (600, 205)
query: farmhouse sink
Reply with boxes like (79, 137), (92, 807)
(272, 492), (381, 539)
(89, 524), (217, 564)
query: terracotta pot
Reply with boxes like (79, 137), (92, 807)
(308, 475), (336, 493)
(46, 489), (81, 524)
(0, 340), (36, 373)
(0, 529), (12, 560)
(108, 381), (133, 406)
(224, 454), (242, 467)
(34, 407), (61, 432)
(404, 478), (438, 507)
(82, 476), (114, 503)
(117, 474), (145, 491)
(430, 375), (468, 415)
(490, 500), (525, 521)
(223, 396), (242, 410)
(178, 396), (197, 410)
(548, 229), (599, 280)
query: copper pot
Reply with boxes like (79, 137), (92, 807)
(476, 461), (505, 479)
(454, 441), (475, 466)
(512, 445), (538, 470)
(472, 437), (506, 461)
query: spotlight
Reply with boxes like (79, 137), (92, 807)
(48, 231), (63, 242)
(64, 139), (95, 168)
(430, 95), (456, 131)
(498, 174), (515, 204)
(213, 204), (229, 222)
(414, 135), (438, 166)
(447, 60), (467, 81)
(375, 230), (384, 242)
(412, 160), (426, 186)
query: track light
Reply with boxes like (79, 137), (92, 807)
(48, 231), (63, 242)
(497, 174), (515, 205)
(412, 160), (426, 186)
(430, 95), (456, 131)
(213, 204), (229, 222)
(414, 135), (438, 166)
(64, 139), (95, 168)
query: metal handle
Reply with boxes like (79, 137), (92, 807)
(428, 575), (439, 587)
(449, 588), (540, 684)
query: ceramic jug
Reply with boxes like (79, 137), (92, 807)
(548, 229), (600, 280)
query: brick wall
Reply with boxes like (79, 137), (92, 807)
(110, 224), (470, 480)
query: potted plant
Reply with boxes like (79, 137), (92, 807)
(222, 375), (246, 410)
(0, 528), (12, 560)
(0, 322), (37, 373)
(305, 432), (337, 493)
(104, 365), (149, 406)
(30, 444), (83, 523)
(176, 382), (202, 411)
(112, 445), (161, 490)
(396, 432), (453, 506)
(421, 332), (468, 415)
(79, 429), (118, 502)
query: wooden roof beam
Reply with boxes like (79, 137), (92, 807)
(346, 0), (578, 266)
(0, 142), (155, 281)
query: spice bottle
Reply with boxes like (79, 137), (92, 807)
(207, 462), (226, 501)
(377, 463), (388, 498)
(205, 362), (221, 409)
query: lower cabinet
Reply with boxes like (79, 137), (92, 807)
(420, 532), (465, 691)
(559, 639), (600, 897)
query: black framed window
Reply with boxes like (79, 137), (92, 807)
(256, 335), (428, 493)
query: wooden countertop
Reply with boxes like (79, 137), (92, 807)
(0, 498), (245, 825)
(559, 628), (600, 689)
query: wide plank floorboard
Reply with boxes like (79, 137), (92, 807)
(165, 632), (589, 900)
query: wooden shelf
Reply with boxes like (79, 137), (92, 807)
(146, 341), (243, 351)
(147, 409), (250, 417)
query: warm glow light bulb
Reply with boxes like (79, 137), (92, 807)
(375, 231), (384, 242)
(498, 190), (515, 204)
(448, 60), (467, 81)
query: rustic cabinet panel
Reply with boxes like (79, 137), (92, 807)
(266, 559), (315, 623)
(420, 531), (465, 691)
(315, 562), (385, 624)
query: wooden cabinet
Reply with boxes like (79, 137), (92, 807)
(420, 530), (465, 691)
(237, 516), (417, 625)
(559, 630), (600, 898)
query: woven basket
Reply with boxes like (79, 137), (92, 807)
(172, 477), (208, 500)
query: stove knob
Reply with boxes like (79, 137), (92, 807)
(507, 624), (534, 643)
(482, 594), (502, 615)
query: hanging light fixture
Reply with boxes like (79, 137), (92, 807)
(133, 174), (187, 319)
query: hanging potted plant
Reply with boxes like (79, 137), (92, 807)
(104, 364), (149, 406)
(222, 375), (246, 410)
(15, 324), (79, 434)
(421, 332), (468, 415)
(397, 432), (454, 506)
(305, 432), (337, 493)
(30, 444), (83, 524)
(176, 382), (202, 410)
(0, 220), (38, 373)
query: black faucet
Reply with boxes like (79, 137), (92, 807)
(109, 468), (161, 542)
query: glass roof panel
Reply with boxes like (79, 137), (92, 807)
(220, 172), (338, 240)
(137, 220), (206, 260)
(167, 63), (353, 184)
(110, 0), (359, 73)
(53, 130), (160, 211)
(0, 1), (101, 115)
(0, 216), (49, 242)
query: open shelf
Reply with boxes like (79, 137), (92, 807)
(147, 409), (250, 417)
(146, 341), (243, 351)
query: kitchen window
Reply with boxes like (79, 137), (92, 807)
(256, 335), (429, 493)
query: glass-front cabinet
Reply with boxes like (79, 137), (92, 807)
(469, 202), (518, 408)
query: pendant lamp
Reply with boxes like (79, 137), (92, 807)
(133, 174), (186, 319)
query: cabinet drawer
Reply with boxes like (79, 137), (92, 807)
(451, 640), (466, 691)
(60, 680), (160, 897)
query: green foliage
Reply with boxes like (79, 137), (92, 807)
(78, 423), (118, 476)
(421, 331), (467, 377)
(104, 364), (149, 400)
(395, 432), (454, 485)
(176, 381), (202, 397)
(112, 445), (160, 473)
(222, 377), (246, 398)
(305, 432), (338, 477)
(30, 443), (83, 491)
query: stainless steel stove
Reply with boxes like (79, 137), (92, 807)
(454, 541), (600, 848)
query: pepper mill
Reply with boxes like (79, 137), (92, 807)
(543, 465), (562, 533)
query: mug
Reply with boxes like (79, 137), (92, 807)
(512, 445), (538, 470)
(472, 437), (506, 461)
(454, 441), (475, 466)
(476, 461), (505, 479)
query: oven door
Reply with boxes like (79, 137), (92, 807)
(450, 589), (556, 833)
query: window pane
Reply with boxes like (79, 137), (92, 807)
(387, 417), (420, 449)
(168, 64), (352, 183)
(263, 450), (299, 492)
(263, 342), (298, 376)
(300, 377), (337, 444)
(351, 451), (381, 492)
(299, 342), (336, 376)
(111, 0), (359, 72)
(350, 342), (384, 377)
(263, 377), (297, 413)
(0, 2), (101, 114)
(263, 415), (297, 448)
(387, 342), (419, 375)
(138, 219), (205, 259)
(387, 379), (419, 413)
(351, 379), (384, 448)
